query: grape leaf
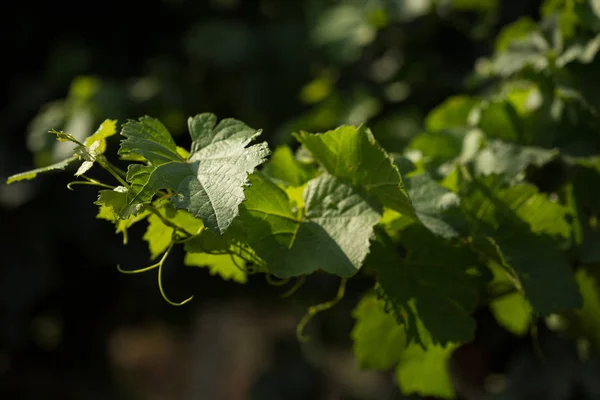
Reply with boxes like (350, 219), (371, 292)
(237, 173), (382, 278)
(351, 294), (406, 370)
(95, 187), (150, 244)
(84, 119), (117, 155)
(184, 252), (247, 284)
(6, 155), (77, 184)
(424, 96), (478, 132)
(490, 32), (549, 77)
(488, 263), (532, 336)
(396, 339), (457, 399)
(556, 35), (600, 67)
(567, 165), (600, 264)
(118, 114), (270, 233)
(294, 125), (415, 218)
(95, 186), (145, 220)
(464, 178), (581, 315)
(376, 225), (484, 345)
(490, 291), (532, 336)
(351, 293), (458, 398)
(406, 128), (466, 169)
(474, 140), (558, 181)
(261, 145), (317, 186)
(404, 173), (468, 239)
(476, 100), (524, 142)
(572, 270), (600, 351)
(142, 203), (203, 260)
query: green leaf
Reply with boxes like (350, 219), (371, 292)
(294, 125), (415, 218)
(144, 214), (174, 260)
(476, 100), (524, 142)
(142, 204), (203, 259)
(425, 96), (478, 132)
(473, 140), (558, 181)
(84, 119), (117, 155)
(377, 225), (484, 345)
(556, 35), (600, 67)
(184, 252), (247, 283)
(6, 155), (77, 184)
(407, 128), (466, 169)
(238, 173), (382, 278)
(488, 263), (532, 336)
(262, 145), (317, 186)
(464, 178), (581, 315)
(495, 17), (538, 52)
(491, 32), (549, 77)
(118, 114), (270, 233)
(351, 293), (458, 398)
(351, 294), (406, 370)
(404, 173), (467, 239)
(95, 189), (150, 244)
(572, 269), (600, 351)
(119, 116), (183, 165)
(490, 291), (533, 336)
(396, 340), (457, 399)
(566, 165), (600, 264)
(95, 186), (145, 220)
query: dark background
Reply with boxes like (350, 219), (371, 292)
(0, 1), (568, 399)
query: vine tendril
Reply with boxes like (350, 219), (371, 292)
(158, 242), (194, 306)
(117, 240), (193, 306)
(265, 274), (290, 286)
(67, 178), (115, 191)
(282, 275), (306, 298)
(296, 277), (347, 342)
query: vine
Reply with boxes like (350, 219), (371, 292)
(6, 1), (600, 398)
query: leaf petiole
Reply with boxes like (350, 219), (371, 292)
(98, 157), (129, 188)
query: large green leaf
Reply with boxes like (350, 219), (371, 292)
(237, 173), (382, 277)
(118, 114), (270, 233)
(351, 294), (458, 398)
(376, 225), (485, 345)
(294, 125), (415, 218)
(464, 178), (581, 315)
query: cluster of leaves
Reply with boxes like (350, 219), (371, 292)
(5, 1), (600, 398)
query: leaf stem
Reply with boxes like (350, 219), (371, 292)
(98, 157), (129, 187)
(101, 157), (127, 178)
(296, 277), (347, 342)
